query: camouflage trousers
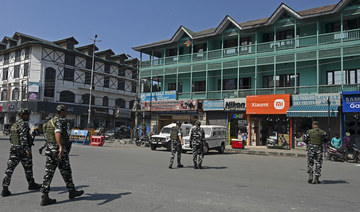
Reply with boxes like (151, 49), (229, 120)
(40, 145), (75, 194)
(307, 144), (323, 177)
(2, 146), (35, 187)
(192, 144), (204, 166)
(169, 140), (182, 166)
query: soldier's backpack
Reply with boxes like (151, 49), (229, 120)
(170, 126), (179, 140)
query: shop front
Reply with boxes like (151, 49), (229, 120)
(246, 94), (291, 147)
(342, 91), (360, 147)
(203, 100), (226, 126)
(287, 93), (341, 147)
(224, 98), (248, 144)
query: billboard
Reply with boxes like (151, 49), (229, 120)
(246, 94), (290, 114)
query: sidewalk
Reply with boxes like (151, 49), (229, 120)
(225, 146), (307, 158)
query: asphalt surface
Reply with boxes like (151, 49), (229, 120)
(0, 136), (359, 212)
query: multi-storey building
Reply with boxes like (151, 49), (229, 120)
(134, 0), (360, 147)
(0, 32), (137, 130)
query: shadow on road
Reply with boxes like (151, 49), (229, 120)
(321, 180), (349, 184)
(8, 190), (39, 197)
(56, 191), (132, 206)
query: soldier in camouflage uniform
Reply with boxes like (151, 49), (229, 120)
(190, 121), (206, 169)
(40, 105), (84, 206)
(1, 109), (41, 197)
(169, 121), (184, 169)
(304, 121), (327, 184)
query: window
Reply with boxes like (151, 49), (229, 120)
(59, 91), (75, 103)
(44, 67), (56, 97)
(192, 81), (206, 92)
(104, 77), (109, 88)
(25, 48), (30, 59)
(129, 100), (135, 109)
(4, 54), (9, 65)
(263, 29), (295, 42)
(105, 64), (110, 73)
(14, 65), (20, 78)
(86, 58), (92, 69)
(82, 94), (95, 105)
(166, 48), (177, 57)
(327, 69), (360, 85)
(85, 72), (91, 85)
(193, 43), (207, 53)
(15, 50), (21, 62)
(224, 38), (238, 48)
(63, 68), (74, 81)
(118, 80), (125, 90)
(132, 71), (137, 79)
(65, 54), (75, 66)
(115, 98), (126, 108)
(12, 88), (19, 100)
(103, 96), (108, 106)
(263, 74), (299, 88)
(218, 78), (251, 90)
(1, 90), (8, 101)
(23, 63), (29, 77)
(131, 82), (137, 93)
(2, 68), (8, 80)
(118, 67), (125, 76)
(168, 82), (183, 92)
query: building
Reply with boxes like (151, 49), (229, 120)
(134, 0), (360, 147)
(0, 32), (137, 130)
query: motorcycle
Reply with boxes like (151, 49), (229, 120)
(327, 144), (360, 163)
(266, 132), (290, 150)
(3, 123), (11, 136)
(135, 135), (149, 147)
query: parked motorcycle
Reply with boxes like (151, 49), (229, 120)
(327, 144), (360, 163)
(266, 132), (290, 149)
(3, 123), (11, 136)
(135, 135), (149, 147)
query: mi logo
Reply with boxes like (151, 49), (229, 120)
(274, 99), (285, 110)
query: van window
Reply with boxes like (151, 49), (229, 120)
(204, 128), (212, 136)
(184, 127), (191, 136)
(161, 127), (171, 134)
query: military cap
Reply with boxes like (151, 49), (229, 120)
(56, 104), (68, 113)
(312, 121), (319, 125)
(195, 120), (201, 126)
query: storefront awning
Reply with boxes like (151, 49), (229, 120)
(287, 105), (339, 117)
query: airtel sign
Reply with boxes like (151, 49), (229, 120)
(246, 94), (290, 114)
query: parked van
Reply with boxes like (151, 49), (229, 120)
(182, 125), (227, 154)
(150, 123), (192, 151)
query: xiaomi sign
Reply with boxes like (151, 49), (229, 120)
(246, 94), (290, 114)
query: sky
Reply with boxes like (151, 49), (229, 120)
(1, 0), (340, 59)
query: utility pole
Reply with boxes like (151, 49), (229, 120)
(87, 35), (100, 128)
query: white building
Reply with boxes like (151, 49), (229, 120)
(0, 32), (137, 130)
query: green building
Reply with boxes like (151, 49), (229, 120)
(133, 0), (360, 148)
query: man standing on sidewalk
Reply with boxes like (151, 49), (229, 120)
(304, 121), (327, 184)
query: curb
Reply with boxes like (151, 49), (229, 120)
(225, 148), (307, 158)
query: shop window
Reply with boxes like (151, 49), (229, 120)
(60, 90), (75, 103)
(327, 69), (359, 85)
(192, 81), (206, 92)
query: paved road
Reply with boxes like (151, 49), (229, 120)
(0, 136), (359, 212)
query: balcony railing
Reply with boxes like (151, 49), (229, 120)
(140, 28), (360, 69)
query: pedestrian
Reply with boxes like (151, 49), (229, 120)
(1, 108), (41, 197)
(190, 121), (206, 169)
(330, 133), (342, 149)
(341, 132), (351, 162)
(40, 105), (84, 206)
(169, 121), (184, 169)
(304, 121), (327, 184)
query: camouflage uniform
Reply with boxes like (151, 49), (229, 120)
(190, 126), (206, 169)
(40, 114), (75, 194)
(304, 125), (326, 183)
(2, 119), (36, 188)
(169, 127), (182, 167)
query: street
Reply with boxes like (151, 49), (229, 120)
(0, 135), (359, 212)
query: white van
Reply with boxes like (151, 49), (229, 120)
(182, 125), (227, 154)
(150, 123), (192, 151)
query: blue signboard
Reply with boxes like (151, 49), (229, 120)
(342, 91), (360, 113)
(203, 100), (224, 111)
(140, 91), (177, 102)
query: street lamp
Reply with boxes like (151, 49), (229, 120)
(87, 34), (100, 128)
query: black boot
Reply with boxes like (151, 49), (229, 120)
(177, 164), (184, 168)
(169, 164), (172, 169)
(69, 189), (84, 200)
(194, 163), (198, 169)
(313, 176), (321, 184)
(28, 182), (41, 190)
(40, 193), (56, 206)
(198, 164), (203, 169)
(1, 187), (11, 197)
(307, 174), (313, 184)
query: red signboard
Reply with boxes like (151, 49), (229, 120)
(246, 94), (290, 114)
(140, 100), (197, 111)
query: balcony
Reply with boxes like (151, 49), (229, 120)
(140, 28), (360, 69)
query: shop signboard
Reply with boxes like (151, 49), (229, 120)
(246, 94), (290, 114)
(28, 82), (40, 100)
(224, 98), (246, 111)
(92, 107), (109, 115)
(139, 91), (176, 102)
(342, 91), (360, 113)
(203, 100), (224, 111)
(141, 100), (197, 111)
(292, 93), (340, 106)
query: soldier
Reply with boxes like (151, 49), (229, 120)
(169, 121), (184, 169)
(1, 108), (41, 197)
(304, 121), (327, 184)
(40, 105), (84, 206)
(190, 121), (206, 169)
